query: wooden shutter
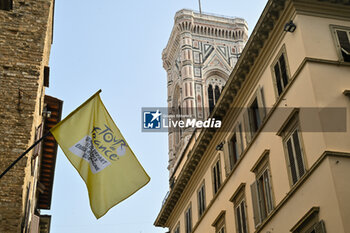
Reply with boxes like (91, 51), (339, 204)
(235, 123), (243, 156)
(257, 86), (266, 123)
(235, 205), (242, 233)
(274, 62), (283, 96)
(223, 141), (232, 176)
(286, 137), (298, 184)
(217, 161), (222, 189)
(33, 124), (44, 157)
(243, 110), (251, 145)
(263, 169), (274, 213)
(292, 129), (305, 178)
(314, 220), (326, 233)
(250, 181), (261, 228)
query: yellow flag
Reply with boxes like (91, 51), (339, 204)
(50, 90), (150, 219)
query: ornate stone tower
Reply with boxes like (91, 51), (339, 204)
(162, 9), (248, 175)
(0, 1), (61, 233)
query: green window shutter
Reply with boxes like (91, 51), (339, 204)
(314, 220), (326, 233)
(236, 123), (243, 157)
(243, 110), (252, 145)
(223, 140), (232, 176)
(257, 86), (266, 123)
(250, 181), (261, 228)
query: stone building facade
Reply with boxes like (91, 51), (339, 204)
(163, 9), (248, 176)
(155, 0), (350, 233)
(0, 1), (61, 233)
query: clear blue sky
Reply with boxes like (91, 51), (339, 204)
(44, 1), (267, 232)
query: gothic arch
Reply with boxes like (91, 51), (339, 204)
(172, 84), (182, 145)
(204, 71), (228, 114)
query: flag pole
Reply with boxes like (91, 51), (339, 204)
(0, 131), (51, 179)
(198, 0), (202, 15)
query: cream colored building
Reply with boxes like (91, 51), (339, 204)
(155, 0), (350, 233)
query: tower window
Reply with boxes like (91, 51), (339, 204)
(208, 84), (214, 113)
(208, 84), (222, 114)
(214, 85), (221, 103)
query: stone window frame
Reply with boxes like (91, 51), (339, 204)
(277, 109), (308, 187)
(184, 203), (192, 233)
(173, 222), (180, 233)
(224, 120), (244, 175)
(290, 207), (326, 233)
(212, 156), (222, 195)
(211, 210), (226, 233)
(330, 24), (350, 62)
(243, 86), (266, 145)
(230, 183), (249, 233)
(197, 180), (206, 218)
(250, 150), (275, 228)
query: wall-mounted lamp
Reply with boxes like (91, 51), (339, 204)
(284, 20), (297, 33)
(43, 107), (52, 118)
(216, 142), (224, 151)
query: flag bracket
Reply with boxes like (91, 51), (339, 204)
(0, 131), (51, 180)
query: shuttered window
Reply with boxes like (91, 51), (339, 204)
(213, 159), (222, 194)
(243, 86), (266, 145)
(272, 48), (289, 96)
(217, 225), (225, 233)
(250, 169), (273, 228)
(225, 122), (244, 176)
(235, 199), (248, 233)
(273, 53), (289, 96)
(306, 220), (326, 233)
(335, 29), (350, 62)
(229, 133), (239, 169)
(285, 127), (305, 185)
(197, 183), (206, 217)
(174, 223), (180, 233)
(291, 207), (326, 233)
(213, 211), (226, 233)
(185, 205), (192, 233)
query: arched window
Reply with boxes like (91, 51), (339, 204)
(206, 75), (227, 114)
(208, 85), (214, 113)
(214, 85), (221, 103)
